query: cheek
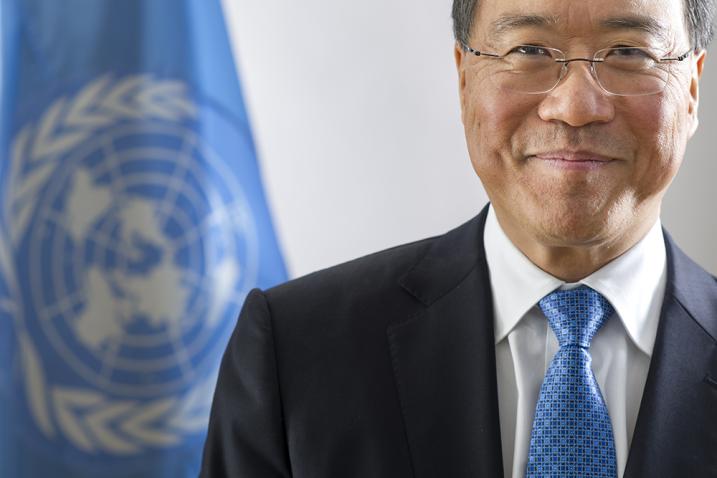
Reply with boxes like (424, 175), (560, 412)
(462, 82), (534, 173)
(625, 88), (689, 196)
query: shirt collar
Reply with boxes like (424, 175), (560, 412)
(484, 205), (666, 356)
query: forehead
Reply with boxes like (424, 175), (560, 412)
(473, 0), (688, 45)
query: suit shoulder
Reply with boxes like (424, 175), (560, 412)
(265, 235), (438, 304)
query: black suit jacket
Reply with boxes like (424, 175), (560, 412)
(201, 206), (717, 477)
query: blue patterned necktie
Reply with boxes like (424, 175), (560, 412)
(525, 286), (617, 478)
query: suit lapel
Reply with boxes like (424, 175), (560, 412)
(387, 207), (504, 478)
(624, 232), (717, 477)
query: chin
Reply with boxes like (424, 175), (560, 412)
(539, 225), (611, 248)
(530, 205), (615, 247)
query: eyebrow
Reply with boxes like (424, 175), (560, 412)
(599, 15), (672, 43)
(489, 14), (560, 37)
(489, 13), (672, 43)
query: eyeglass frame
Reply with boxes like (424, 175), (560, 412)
(460, 43), (693, 96)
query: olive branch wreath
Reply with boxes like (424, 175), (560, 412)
(3, 75), (219, 454)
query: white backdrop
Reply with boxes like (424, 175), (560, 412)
(222, 0), (716, 278)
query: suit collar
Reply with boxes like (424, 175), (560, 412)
(398, 206), (488, 307)
(662, 229), (717, 341)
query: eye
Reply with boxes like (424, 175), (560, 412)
(601, 46), (658, 71)
(605, 47), (653, 59)
(508, 45), (554, 57)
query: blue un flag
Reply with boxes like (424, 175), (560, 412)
(0, 1), (287, 476)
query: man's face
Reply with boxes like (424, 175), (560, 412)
(456, 0), (706, 250)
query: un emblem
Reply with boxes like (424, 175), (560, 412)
(4, 76), (259, 454)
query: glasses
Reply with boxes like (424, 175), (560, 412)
(462, 43), (692, 96)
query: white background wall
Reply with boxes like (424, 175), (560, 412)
(222, 0), (716, 278)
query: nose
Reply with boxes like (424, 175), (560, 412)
(537, 61), (615, 127)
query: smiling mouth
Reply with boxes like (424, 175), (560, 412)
(529, 151), (616, 170)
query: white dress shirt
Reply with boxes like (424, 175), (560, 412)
(484, 206), (667, 478)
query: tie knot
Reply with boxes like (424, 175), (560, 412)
(538, 286), (614, 348)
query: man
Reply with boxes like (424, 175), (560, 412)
(201, 0), (716, 476)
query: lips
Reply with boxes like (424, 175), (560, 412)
(529, 150), (616, 171)
(532, 150), (614, 162)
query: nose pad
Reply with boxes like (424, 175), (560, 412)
(555, 60), (604, 93)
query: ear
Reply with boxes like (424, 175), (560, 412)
(687, 49), (706, 139)
(454, 42), (468, 124)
